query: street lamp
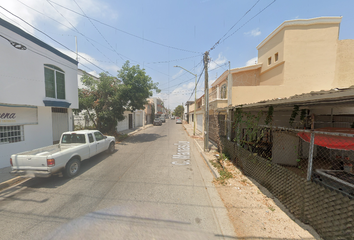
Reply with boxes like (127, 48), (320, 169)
(174, 65), (197, 136)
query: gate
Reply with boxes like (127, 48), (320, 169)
(52, 108), (69, 144)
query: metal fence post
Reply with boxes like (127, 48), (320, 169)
(306, 132), (315, 181)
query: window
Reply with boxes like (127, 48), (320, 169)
(61, 134), (86, 144)
(220, 84), (227, 99)
(94, 132), (105, 141)
(44, 64), (65, 99)
(0, 125), (24, 144)
(88, 133), (94, 143)
(275, 53), (279, 62)
(268, 57), (272, 65)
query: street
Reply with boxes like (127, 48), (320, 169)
(0, 120), (235, 240)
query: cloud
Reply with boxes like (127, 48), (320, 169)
(155, 80), (204, 111)
(244, 28), (261, 37)
(246, 57), (258, 66)
(0, 0), (117, 34)
(172, 69), (184, 79)
(58, 48), (120, 74)
(209, 53), (227, 71)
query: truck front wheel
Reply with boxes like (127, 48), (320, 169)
(64, 158), (81, 178)
(107, 142), (115, 154)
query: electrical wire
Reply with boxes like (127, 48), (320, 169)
(221, 0), (276, 44)
(0, 6), (113, 75)
(47, 0), (202, 54)
(209, 0), (276, 52)
(46, 1), (120, 68)
(209, 0), (260, 52)
(146, 54), (202, 64)
(17, 0), (198, 79)
(72, 0), (125, 62)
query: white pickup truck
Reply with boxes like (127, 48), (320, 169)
(10, 130), (115, 178)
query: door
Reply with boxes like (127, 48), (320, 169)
(129, 114), (133, 129)
(197, 114), (203, 132)
(52, 108), (69, 144)
(94, 131), (106, 153)
(87, 133), (97, 158)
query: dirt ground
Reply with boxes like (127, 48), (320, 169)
(208, 151), (322, 240)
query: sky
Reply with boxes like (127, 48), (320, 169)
(1, 0), (354, 111)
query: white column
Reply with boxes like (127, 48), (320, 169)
(143, 110), (145, 128)
(228, 73), (232, 105)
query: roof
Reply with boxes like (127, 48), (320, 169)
(257, 17), (342, 50)
(228, 86), (354, 110)
(0, 18), (77, 65)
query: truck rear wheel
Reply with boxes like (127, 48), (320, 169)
(64, 158), (80, 178)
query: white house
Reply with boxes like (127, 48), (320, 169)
(0, 18), (78, 168)
(116, 110), (145, 132)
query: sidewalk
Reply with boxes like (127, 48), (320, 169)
(182, 122), (321, 239)
(0, 124), (154, 192)
(182, 122), (220, 178)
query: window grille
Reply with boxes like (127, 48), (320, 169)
(0, 125), (24, 144)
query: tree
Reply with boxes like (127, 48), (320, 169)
(78, 61), (160, 133)
(173, 105), (184, 118)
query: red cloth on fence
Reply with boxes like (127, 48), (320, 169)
(297, 128), (354, 151)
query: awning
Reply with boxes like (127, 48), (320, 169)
(297, 128), (354, 151)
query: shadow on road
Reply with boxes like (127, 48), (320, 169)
(20, 150), (116, 189)
(122, 133), (167, 144)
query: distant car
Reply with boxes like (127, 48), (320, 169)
(171, 116), (175, 120)
(153, 118), (162, 126)
(176, 119), (182, 124)
(160, 117), (166, 123)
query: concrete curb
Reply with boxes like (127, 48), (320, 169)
(193, 139), (220, 179)
(127, 124), (153, 136)
(0, 176), (28, 192)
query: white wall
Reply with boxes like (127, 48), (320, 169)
(117, 112), (130, 132)
(0, 23), (78, 109)
(135, 110), (143, 128)
(0, 107), (53, 168)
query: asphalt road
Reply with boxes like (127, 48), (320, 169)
(0, 120), (235, 240)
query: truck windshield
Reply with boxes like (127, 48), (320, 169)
(61, 134), (86, 144)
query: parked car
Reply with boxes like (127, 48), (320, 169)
(153, 118), (162, 126)
(10, 130), (115, 178)
(176, 118), (182, 124)
(171, 116), (175, 120)
(160, 117), (166, 123)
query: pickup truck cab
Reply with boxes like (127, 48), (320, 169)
(10, 130), (115, 178)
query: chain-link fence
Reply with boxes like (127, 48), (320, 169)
(220, 121), (354, 239)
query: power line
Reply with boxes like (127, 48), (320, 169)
(146, 54), (202, 64)
(210, 60), (228, 71)
(17, 0), (195, 79)
(222, 0), (276, 44)
(46, 1), (120, 68)
(47, 0), (202, 54)
(158, 60), (203, 89)
(72, 0), (125, 62)
(209, 0), (276, 52)
(0, 6), (113, 75)
(188, 63), (206, 101)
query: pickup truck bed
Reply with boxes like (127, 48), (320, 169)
(11, 130), (115, 178)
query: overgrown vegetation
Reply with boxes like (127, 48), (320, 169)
(78, 60), (160, 134)
(210, 159), (233, 185)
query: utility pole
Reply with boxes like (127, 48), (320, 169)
(75, 36), (78, 61)
(204, 51), (209, 152)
